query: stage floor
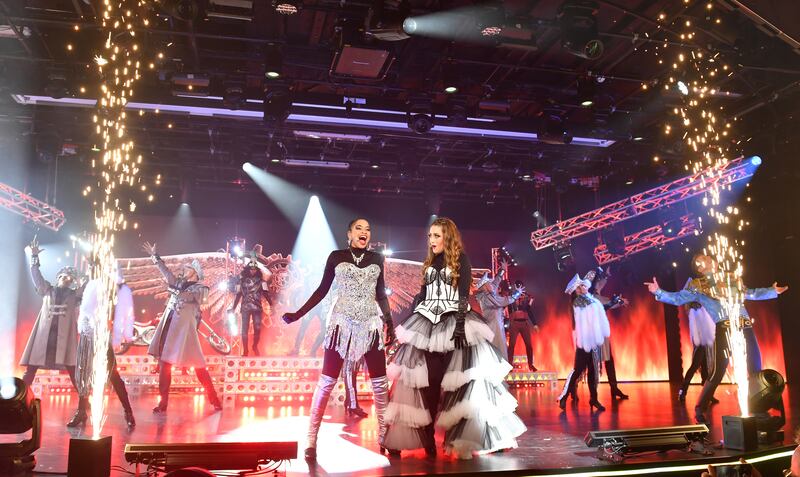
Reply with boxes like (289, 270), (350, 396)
(5, 382), (797, 476)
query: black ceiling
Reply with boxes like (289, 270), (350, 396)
(1, 0), (800, 206)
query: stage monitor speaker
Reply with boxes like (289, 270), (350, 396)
(67, 436), (112, 477)
(722, 415), (758, 451)
(124, 441), (297, 472)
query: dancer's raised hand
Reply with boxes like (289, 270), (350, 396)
(29, 236), (43, 255)
(142, 241), (157, 256)
(644, 277), (660, 294)
(773, 282), (789, 295)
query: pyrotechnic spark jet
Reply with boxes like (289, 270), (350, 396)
(82, 0), (153, 438)
(657, 1), (751, 415)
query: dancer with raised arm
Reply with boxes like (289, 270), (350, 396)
(383, 217), (525, 459)
(229, 254), (272, 356)
(507, 280), (539, 372)
(20, 237), (84, 392)
(475, 269), (523, 360)
(588, 267), (629, 401)
(143, 242), (222, 414)
(644, 253), (788, 423)
(557, 272), (610, 412)
(282, 218), (395, 462)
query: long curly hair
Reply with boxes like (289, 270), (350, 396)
(421, 217), (464, 286)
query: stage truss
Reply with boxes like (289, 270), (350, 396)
(530, 156), (755, 251)
(0, 182), (66, 231)
(593, 214), (702, 265)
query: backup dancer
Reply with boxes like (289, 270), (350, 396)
(230, 255), (272, 356)
(383, 217), (525, 459)
(645, 253), (787, 423)
(558, 273), (610, 412)
(475, 269), (523, 360)
(143, 242), (223, 414)
(678, 296), (717, 404)
(20, 237), (84, 390)
(69, 267), (135, 429)
(588, 267), (629, 400)
(507, 281), (539, 372)
(282, 218), (395, 462)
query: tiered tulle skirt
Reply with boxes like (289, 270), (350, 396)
(383, 311), (526, 459)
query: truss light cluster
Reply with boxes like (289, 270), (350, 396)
(593, 214), (701, 265)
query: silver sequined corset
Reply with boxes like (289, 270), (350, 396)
(329, 262), (382, 324)
(415, 266), (469, 324)
(325, 262), (383, 361)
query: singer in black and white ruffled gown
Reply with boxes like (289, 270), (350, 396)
(383, 217), (526, 459)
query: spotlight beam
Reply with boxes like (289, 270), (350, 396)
(242, 162), (313, 227)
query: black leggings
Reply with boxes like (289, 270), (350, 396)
(681, 345), (710, 392)
(564, 348), (599, 401)
(697, 324), (761, 411)
(76, 345), (132, 412)
(241, 309), (262, 349)
(321, 333), (386, 380)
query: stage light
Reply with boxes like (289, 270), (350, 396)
(478, 5), (505, 37)
(272, 0), (299, 15)
(369, 159), (380, 169)
(408, 113), (433, 134)
(577, 78), (596, 107)
(558, 1), (603, 60)
(402, 17), (417, 34)
(0, 377), (42, 475)
(365, 0), (411, 41)
(747, 369), (786, 443)
(585, 424), (708, 461)
(263, 86), (291, 123)
(750, 156), (762, 166)
(537, 114), (573, 145)
(162, 0), (206, 21)
(554, 242), (574, 272)
(382, 248), (393, 256)
(222, 85), (244, 110)
(264, 44), (282, 79)
(441, 61), (459, 94)
(125, 442), (297, 472)
(677, 80), (689, 95)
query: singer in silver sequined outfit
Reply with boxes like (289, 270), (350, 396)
(282, 218), (395, 462)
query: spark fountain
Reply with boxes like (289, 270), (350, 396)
(658, 1), (753, 416)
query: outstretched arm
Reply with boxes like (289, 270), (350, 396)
(745, 282), (786, 301)
(283, 252), (337, 323)
(30, 254), (52, 296)
(645, 276), (697, 306)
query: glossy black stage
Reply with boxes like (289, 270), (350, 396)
(3, 382), (797, 476)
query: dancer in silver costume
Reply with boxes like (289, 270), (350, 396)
(143, 242), (222, 414)
(282, 218), (395, 462)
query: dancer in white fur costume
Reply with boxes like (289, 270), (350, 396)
(557, 273), (610, 412)
(678, 278), (718, 404)
(383, 217), (525, 459)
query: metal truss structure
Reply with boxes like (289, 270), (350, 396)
(531, 156), (754, 250)
(593, 214), (702, 265)
(0, 182), (66, 231)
